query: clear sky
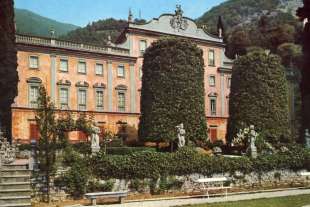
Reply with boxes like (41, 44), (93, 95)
(14, 0), (226, 27)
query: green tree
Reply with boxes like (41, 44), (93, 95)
(277, 43), (302, 140)
(35, 86), (58, 202)
(138, 38), (208, 148)
(227, 27), (251, 57)
(0, 0), (18, 139)
(297, 2), (310, 142)
(227, 51), (290, 144)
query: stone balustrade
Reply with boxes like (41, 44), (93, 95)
(16, 34), (130, 56)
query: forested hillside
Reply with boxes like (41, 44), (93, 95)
(60, 18), (145, 46)
(15, 8), (79, 37)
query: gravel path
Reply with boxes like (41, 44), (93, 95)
(68, 188), (310, 207)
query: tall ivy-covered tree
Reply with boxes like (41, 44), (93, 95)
(138, 38), (208, 147)
(227, 51), (290, 144)
(35, 86), (58, 202)
(0, 0), (18, 139)
(297, 0), (310, 143)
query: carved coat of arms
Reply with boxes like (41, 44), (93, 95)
(170, 5), (188, 31)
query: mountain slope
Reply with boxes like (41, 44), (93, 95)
(197, 0), (302, 34)
(60, 18), (146, 46)
(15, 8), (79, 37)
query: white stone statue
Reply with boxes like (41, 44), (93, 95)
(249, 125), (258, 158)
(176, 123), (186, 148)
(91, 125), (101, 154)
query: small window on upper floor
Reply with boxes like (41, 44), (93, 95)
(208, 49), (215, 66)
(117, 65), (125, 78)
(60, 58), (68, 72)
(78, 60), (86, 74)
(209, 76), (216, 87)
(95, 63), (104, 76)
(29, 56), (39, 69)
(139, 40), (147, 56)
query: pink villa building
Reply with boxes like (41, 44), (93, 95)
(12, 7), (233, 143)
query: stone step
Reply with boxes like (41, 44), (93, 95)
(0, 164), (28, 171)
(0, 182), (30, 191)
(0, 204), (31, 207)
(0, 196), (31, 205)
(0, 175), (30, 183)
(0, 189), (31, 197)
(0, 170), (30, 177)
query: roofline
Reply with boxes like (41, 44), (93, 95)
(16, 43), (137, 62)
(121, 27), (226, 47)
(131, 13), (221, 40)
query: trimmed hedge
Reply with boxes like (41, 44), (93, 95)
(106, 147), (156, 155)
(138, 38), (208, 144)
(227, 51), (290, 143)
(91, 147), (310, 180)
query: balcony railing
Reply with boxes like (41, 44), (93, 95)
(16, 34), (130, 56)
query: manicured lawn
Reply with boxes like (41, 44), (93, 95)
(180, 194), (310, 207)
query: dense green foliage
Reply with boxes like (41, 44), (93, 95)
(91, 147), (310, 180)
(15, 9), (78, 37)
(179, 194), (310, 207)
(35, 86), (58, 202)
(138, 38), (208, 145)
(0, 0), (18, 139)
(297, 2), (310, 142)
(227, 51), (290, 143)
(61, 18), (145, 46)
(197, 0), (280, 34)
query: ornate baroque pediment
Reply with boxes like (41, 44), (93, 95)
(127, 5), (223, 43)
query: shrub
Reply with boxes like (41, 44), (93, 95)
(139, 38), (208, 145)
(92, 147), (310, 180)
(87, 179), (115, 192)
(63, 157), (89, 198)
(227, 51), (290, 143)
(106, 147), (156, 155)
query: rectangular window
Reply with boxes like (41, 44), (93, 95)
(29, 56), (39, 69)
(118, 92), (125, 112)
(95, 63), (104, 76)
(139, 67), (143, 80)
(60, 59), (68, 72)
(78, 89), (87, 110)
(59, 88), (69, 109)
(227, 77), (231, 88)
(29, 85), (39, 107)
(208, 50), (215, 66)
(209, 76), (216, 86)
(96, 90), (104, 110)
(78, 61), (86, 74)
(139, 40), (147, 55)
(117, 65), (125, 78)
(210, 99), (216, 116)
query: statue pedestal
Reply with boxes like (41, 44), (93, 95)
(251, 148), (257, 159)
(91, 147), (100, 155)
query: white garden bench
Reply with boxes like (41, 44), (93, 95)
(300, 171), (310, 177)
(85, 191), (128, 205)
(193, 177), (232, 198)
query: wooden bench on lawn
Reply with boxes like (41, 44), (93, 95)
(193, 177), (232, 198)
(85, 191), (128, 205)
